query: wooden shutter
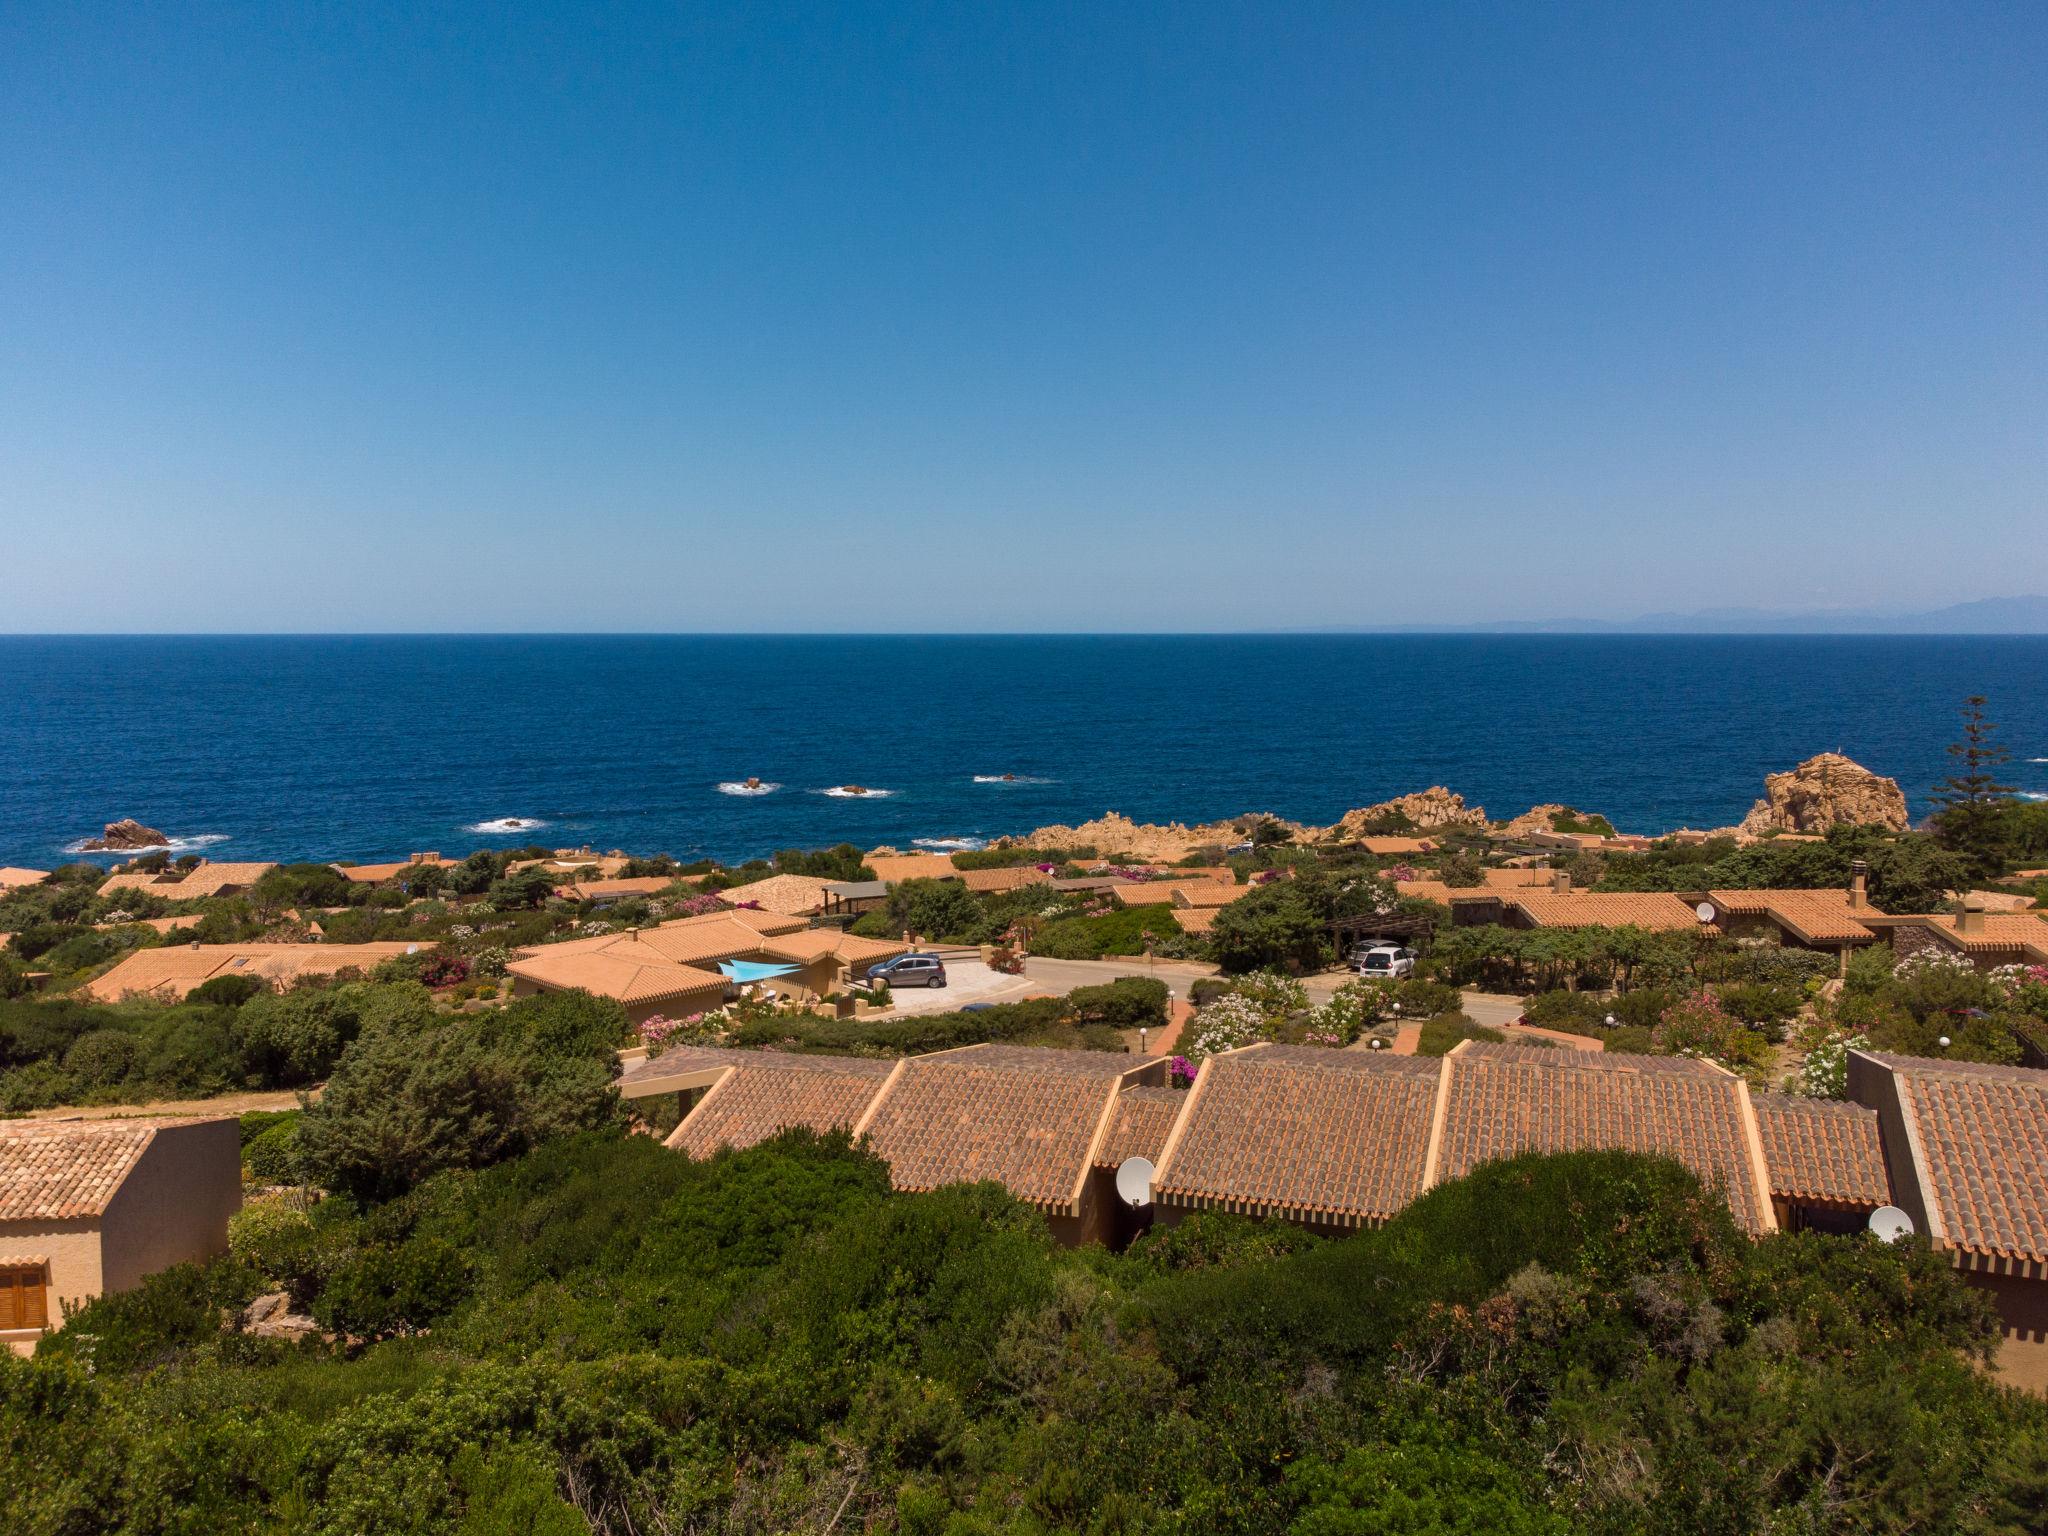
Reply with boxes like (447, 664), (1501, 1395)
(1, 1265), (49, 1330)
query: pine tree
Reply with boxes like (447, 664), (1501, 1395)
(1930, 695), (2016, 872)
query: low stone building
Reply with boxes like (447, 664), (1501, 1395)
(85, 941), (422, 1002)
(1, 1116), (241, 1355)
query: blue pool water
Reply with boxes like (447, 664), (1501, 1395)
(1, 634), (2044, 867)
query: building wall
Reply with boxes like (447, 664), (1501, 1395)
(0, 1217), (101, 1351)
(96, 1120), (241, 1297)
(1967, 1271), (2048, 1395)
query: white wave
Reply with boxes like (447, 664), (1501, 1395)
(64, 832), (231, 856)
(467, 816), (548, 834)
(914, 836), (987, 852)
(817, 786), (894, 798)
(716, 781), (781, 796)
(972, 774), (1054, 784)
(2021, 791), (2048, 802)
(2029, 758), (2048, 763)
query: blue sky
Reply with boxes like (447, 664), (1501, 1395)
(3, 3), (2044, 632)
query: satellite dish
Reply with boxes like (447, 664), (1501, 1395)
(1114, 1156), (1155, 1209)
(406, 944), (419, 955)
(1868, 1205), (1915, 1244)
(1695, 902), (1717, 924)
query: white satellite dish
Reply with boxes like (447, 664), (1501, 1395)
(1694, 902), (1717, 924)
(1868, 1205), (1915, 1244)
(1114, 1156), (1155, 1209)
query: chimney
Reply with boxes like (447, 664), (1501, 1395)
(1848, 860), (1869, 909)
(1551, 869), (1572, 894)
(1956, 898), (1987, 936)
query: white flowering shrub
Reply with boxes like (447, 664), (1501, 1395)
(1187, 994), (1272, 1059)
(448, 924), (476, 941)
(1301, 980), (1384, 1045)
(1228, 969), (1309, 1019)
(1796, 1031), (1870, 1099)
(1893, 948), (1974, 978)
(470, 945), (511, 978)
(579, 921), (614, 937)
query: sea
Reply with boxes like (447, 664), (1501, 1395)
(2, 635), (2045, 869)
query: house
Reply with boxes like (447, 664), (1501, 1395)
(617, 1045), (895, 1155)
(716, 874), (835, 916)
(507, 908), (907, 1022)
(1152, 1041), (1778, 1235)
(1859, 905), (2048, 972)
(84, 942), (422, 1002)
(1110, 881), (1243, 910)
(1846, 1050), (2048, 1391)
(0, 868), (51, 892)
(1, 1116), (241, 1355)
(562, 877), (679, 903)
(851, 1046), (1170, 1247)
(957, 866), (1054, 894)
(1482, 880), (1710, 932)
(96, 860), (277, 901)
(508, 851), (632, 879)
(865, 853), (964, 885)
(333, 852), (455, 884)
(1748, 1092), (1893, 1233)
(1697, 870), (1884, 973)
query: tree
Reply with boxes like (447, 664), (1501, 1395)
(884, 878), (988, 943)
(1931, 695), (2018, 874)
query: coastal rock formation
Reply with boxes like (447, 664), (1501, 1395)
(1496, 803), (1573, 838)
(1003, 811), (1296, 862)
(79, 818), (170, 851)
(1317, 788), (1488, 840)
(1738, 752), (1908, 836)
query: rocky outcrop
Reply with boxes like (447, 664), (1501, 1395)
(79, 818), (170, 851)
(1496, 803), (1573, 838)
(1001, 811), (1296, 863)
(1738, 753), (1908, 836)
(237, 1291), (322, 1341)
(1315, 788), (1488, 840)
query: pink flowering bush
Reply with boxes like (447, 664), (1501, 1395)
(1168, 1055), (1196, 1086)
(675, 892), (727, 917)
(1656, 989), (1772, 1077)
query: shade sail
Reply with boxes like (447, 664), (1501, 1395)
(717, 960), (801, 983)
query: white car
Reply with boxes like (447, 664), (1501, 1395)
(1353, 944), (1417, 979)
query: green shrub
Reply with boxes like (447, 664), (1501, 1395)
(313, 1237), (475, 1338)
(1063, 976), (1169, 1028)
(0, 1058), (74, 1112)
(1416, 1014), (1500, 1056)
(62, 1028), (143, 1091)
(1030, 906), (1179, 960)
(188, 972), (267, 1008)
(244, 1117), (305, 1184)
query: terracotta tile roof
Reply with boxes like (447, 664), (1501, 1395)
(0, 868), (50, 890)
(1481, 867), (1558, 889)
(1392, 879), (1455, 904)
(1108, 883), (1177, 907)
(1923, 913), (2048, 960)
(96, 870), (165, 895)
(1171, 882), (1245, 909)
(866, 854), (962, 885)
(715, 907), (813, 937)
(84, 942), (420, 1002)
(1862, 1053), (2048, 1263)
(853, 1045), (1149, 1212)
(716, 874), (834, 915)
(1153, 1046), (1443, 1227)
(1706, 889), (1879, 944)
(1172, 907), (1217, 935)
(756, 929), (908, 967)
(94, 914), (204, 935)
(958, 865), (1054, 893)
(161, 862), (276, 899)
(333, 855), (452, 884)
(1504, 891), (1708, 931)
(1432, 1044), (1774, 1232)
(1357, 836), (1432, 855)
(509, 854), (630, 878)
(1750, 1093), (1892, 1208)
(507, 948), (728, 1009)
(627, 1048), (896, 1158)
(567, 877), (679, 900)
(1092, 1086), (1187, 1168)
(0, 1116), (228, 1220)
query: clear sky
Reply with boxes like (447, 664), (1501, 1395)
(3, 3), (2044, 632)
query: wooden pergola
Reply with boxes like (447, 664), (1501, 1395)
(1328, 911), (1437, 952)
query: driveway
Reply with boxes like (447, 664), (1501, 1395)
(874, 959), (1045, 1016)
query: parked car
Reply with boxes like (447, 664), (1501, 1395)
(867, 953), (948, 989)
(1352, 944), (1417, 979)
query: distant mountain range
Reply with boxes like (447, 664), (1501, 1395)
(1356, 596), (2048, 636)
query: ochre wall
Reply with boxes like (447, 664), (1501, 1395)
(97, 1120), (241, 1297)
(1969, 1271), (2048, 1395)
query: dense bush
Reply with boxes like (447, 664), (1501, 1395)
(4, 1134), (2037, 1535)
(1028, 905), (1179, 959)
(187, 972), (266, 1008)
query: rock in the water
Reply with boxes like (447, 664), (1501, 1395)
(1738, 753), (1908, 836)
(79, 818), (170, 851)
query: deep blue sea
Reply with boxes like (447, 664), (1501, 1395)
(2, 635), (2045, 869)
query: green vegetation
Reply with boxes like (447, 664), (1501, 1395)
(6, 1131), (2038, 1534)
(1028, 904), (1179, 959)
(1594, 824), (1967, 914)
(1415, 1014), (1501, 1055)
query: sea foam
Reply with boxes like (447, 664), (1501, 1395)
(716, 781), (781, 796)
(972, 774), (1054, 784)
(914, 836), (987, 851)
(468, 817), (548, 834)
(64, 832), (231, 856)
(818, 786), (894, 798)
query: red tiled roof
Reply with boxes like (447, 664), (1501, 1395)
(0, 1117), (226, 1220)
(1431, 1044), (1774, 1232)
(624, 1048), (896, 1159)
(1750, 1092), (1892, 1208)
(1092, 1086), (1186, 1169)
(1505, 892), (1708, 931)
(853, 1045), (1147, 1213)
(958, 866), (1054, 893)
(866, 854), (962, 885)
(1864, 1053), (2048, 1263)
(85, 942), (420, 1002)
(1707, 889), (1879, 944)
(1153, 1046), (1443, 1227)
